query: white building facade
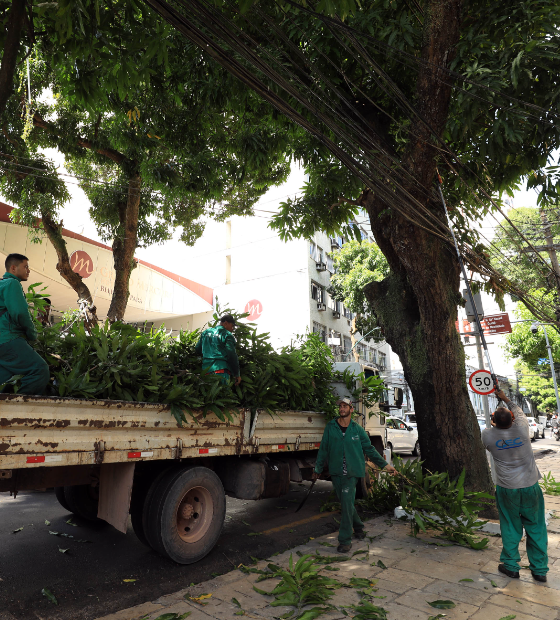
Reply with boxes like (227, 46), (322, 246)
(186, 213), (393, 373)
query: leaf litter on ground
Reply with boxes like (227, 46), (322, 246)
(428, 600), (456, 609)
(41, 588), (58, 605)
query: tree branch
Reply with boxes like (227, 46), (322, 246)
(32, 112), (128, 165)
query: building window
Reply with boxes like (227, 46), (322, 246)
(369, 348), (378, 364)
(343, 336), (352, 354)
(328, 330), (341, 348)
(309, 242), (316, 259)
(343, 306), (353, 320)
(316, 246), (324, 264)
(379, 352), (387, 370)
(337, 235), (344, 247)
(312, 321), (327, 343)
(311, 281), (324, 303)
(326, 253), (334, 273)
(360, 228), (368, 241)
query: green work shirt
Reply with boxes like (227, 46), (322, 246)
(195, 325), (240, 377)
(0, 273), (37, 345)
(314, 418), (387, 478)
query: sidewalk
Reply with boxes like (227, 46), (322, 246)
(97, 452), (560, 620)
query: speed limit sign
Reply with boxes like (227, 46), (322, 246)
(469, 369), (495, 395)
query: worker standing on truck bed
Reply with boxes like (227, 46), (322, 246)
(0, 254), (50, 395)
(195, 314), (241, 386)
(313, 397), (397, 553)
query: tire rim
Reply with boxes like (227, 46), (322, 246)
(176, 486), (214, 543)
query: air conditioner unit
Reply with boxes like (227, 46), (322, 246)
(332, 310), (341, 319)
(316, 261), (327, 272)
(330, 238), (339, 249)
(317, 302), (327, 311)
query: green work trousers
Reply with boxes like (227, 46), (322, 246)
(331, 475), (364, 546)
(496, 482), (548, 575)
(0, 338), (50, 395)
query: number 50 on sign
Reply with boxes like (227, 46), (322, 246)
(469, 369), (495, 395)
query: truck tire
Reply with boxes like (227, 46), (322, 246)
(63, 484), (100, 522)
(54, 486), (71, 512)
(131, 467), (175, 547)
(145, 466), (226, 564)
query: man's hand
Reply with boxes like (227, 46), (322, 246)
(312, 471), (320, 481)
(235, 376), (242, 386)
(495, 389), (508, 402)
(383, 464), (397, 476)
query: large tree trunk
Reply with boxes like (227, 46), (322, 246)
(107, 174), (141, 322)
(41, 210), (99, 328)
(361, 0), (494, 495)
(0, 0), (26, 120)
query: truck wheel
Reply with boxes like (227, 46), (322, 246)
(54, 486), (71, 512)
(64, 484), (100, 522)
(131, 467), (174, 547)
(145, 466), (226, 564)
(412, 441), (421, 457)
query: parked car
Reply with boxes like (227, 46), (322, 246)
(527, 417), (543, 439)
(386, 416), (420, 457)
(526, 417), (540, 440)
(403, 413), (417, 428)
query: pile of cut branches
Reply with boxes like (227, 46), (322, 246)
(361, 458), (493, 550)
(22, 293), (383, 426)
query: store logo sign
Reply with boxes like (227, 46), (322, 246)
(244, 299), (263, 320)
(70, 250), (94, 278)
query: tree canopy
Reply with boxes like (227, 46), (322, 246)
(504, 300), (560, 370)
(328, 239), (389, 335)
(491, 206), (560, 303)
(146, 0), (560, 492)
(0, 0), (297, 319)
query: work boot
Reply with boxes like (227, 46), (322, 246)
(531, 572), (547, 583)
(354, 530), (366, 540)
(337, 543), (352, 553)
(498, 564), (519, 579)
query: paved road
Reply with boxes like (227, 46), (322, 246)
(0, 479), (345, 620)
(1, 433), (556, 620)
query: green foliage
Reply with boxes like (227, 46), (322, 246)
(360, 458), (493, 550)
(260, 0), (560, 309)
(1, 0), (296, 317)
(252, 553), (342, 619)
(540, 472), (560, 496)
(504, 300), (560, 411)
(504, 301), (560, 369)
(328, 240), (390, 335)
(30, 301), (377, 424)
(490, 207), (560, 295)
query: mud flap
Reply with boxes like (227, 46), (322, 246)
(98, 462), (135, 533)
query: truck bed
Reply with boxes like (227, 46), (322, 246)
(0, 394), (326, 470)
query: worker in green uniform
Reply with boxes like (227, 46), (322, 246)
(0, 253), (50, 395)
(313, 397), (397, 553)
(482, 389), (548, 582)
(195, 314), (241, 386)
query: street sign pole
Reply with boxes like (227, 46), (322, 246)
(474, 329), (496, 482)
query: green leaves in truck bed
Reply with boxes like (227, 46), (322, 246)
(34, 304), (384, 426)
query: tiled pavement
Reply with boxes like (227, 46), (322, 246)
(97, 450), (560, 620)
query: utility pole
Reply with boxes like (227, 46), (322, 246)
(540, 209), (560, 320)
(540, 323), (560, 415)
